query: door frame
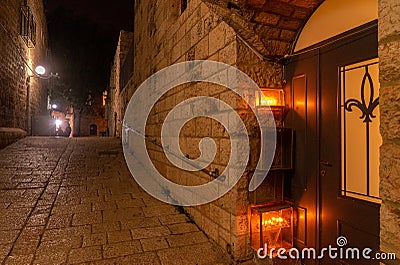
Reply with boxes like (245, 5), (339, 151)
(285, 20), (379, 264)
(318, 20), (380, 264)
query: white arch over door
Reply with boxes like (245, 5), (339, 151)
(294, 0), (378, 52)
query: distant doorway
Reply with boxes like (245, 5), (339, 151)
(114, 112), (117, 137)
(90, 124), (97, 136)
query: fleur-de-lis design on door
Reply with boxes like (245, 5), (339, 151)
(344, 66), (379, 196)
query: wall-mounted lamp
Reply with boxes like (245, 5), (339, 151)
(256, 88), (285, 108)
(250, 203), (294, 255)
(29, 65), (59, 81)
(255, 88), (287, 127)
(35, 65), (46, 75)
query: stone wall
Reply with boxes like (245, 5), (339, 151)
(78, 115), (108, 137)
(378, 0), (400, 258)
(108, 30), (134, 138)
(117, 0), (275, 261)
(0, 0), (48, 147)
(113, 0), (400, 262)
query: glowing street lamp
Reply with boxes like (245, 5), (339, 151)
(35, 65), (46, 75)
(55, 119), (62, 129)
(29, 65), (59, 80)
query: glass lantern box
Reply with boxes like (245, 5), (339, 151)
(250, 203), (294, 253)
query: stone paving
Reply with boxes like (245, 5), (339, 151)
(0, 137), (230, 265)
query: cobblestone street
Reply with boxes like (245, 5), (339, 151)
(0, 137), (230, 265)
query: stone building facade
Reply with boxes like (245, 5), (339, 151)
(111, 1), (269, 260)
(107, 30), (134, 138)
(0, 0), (48, 148)
(109, 0), (400, 263)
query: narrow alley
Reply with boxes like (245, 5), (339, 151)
(1, 0), (399, 264)
(0, 137), (230, 264)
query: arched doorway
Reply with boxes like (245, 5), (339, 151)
(285, 0), (379, 264)
(90, 124), (97, 136)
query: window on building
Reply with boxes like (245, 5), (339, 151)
(340, 58), (381, 204)
(19, 4), (36, 47)
(28, 13), (36, 46)
(181, 0), (188, 14)
(20, 6), (29, 39)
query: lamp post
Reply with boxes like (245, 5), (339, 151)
(26, 77), (31, 134)
(27, 65), (59, 135)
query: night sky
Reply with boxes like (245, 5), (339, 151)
(44, 0), (133, 32)
(43, 0), (133, 109)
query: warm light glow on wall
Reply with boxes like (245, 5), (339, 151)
(250, 204), (294, 252)
(256, 88), (285, 107)
(27, 49), (33, 76)
(102, 91), (108, 106)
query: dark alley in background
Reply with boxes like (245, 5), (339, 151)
(42, 0), (133, 137)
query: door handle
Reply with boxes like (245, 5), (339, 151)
(320, 160), (333, 167)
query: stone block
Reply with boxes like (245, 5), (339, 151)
(218, 41), (237, 66)
(190, 20), (204, 47)
(33, 251), (68, 265)
(118, 252), (161, 264)
(68, 246), (102, 264)
(218, 225), (231, 247)
(47, 214), (72, 229)
(231, 234), (253, 261)
(252, 12), (280, 26)
(202, 216), (219, 242)
(219, 138), (231, 165)
(195, 117), (212, 137)
(107, 229), (132, 243)
(5, 255), (34, 265)
(220, 90), (248, 110)
(166, 231), (208, 247)
(103, 241), (142, 259)
(0, 128), (27, 149)
(83, 233), (106, 247)
(195, 37), (209, 60)
(41, 226), (91, 241)
(379, 42), (400, 84)
(231, 213), (249, 237)
(158, 214), (188, 225)
(209, 23), (226, 55)
(103, 207), (144, 222)
(131, 226), (171, 239)
(378, 0), (400, 41)
(157, 242), (229, 264)
(121, 217), (161, 229)
(380, 201), (400, 257)
(11, 238), (40, 255)
(142, 204), (179, 217)
(168, 222), (198, 234)
(211, 119), (228, 138)
(380, 143), (400, 202)
(140, 237), (169, 251)
(379, 86), (400, 139)
(72, 211), (102, 226)
(91, 222), (120, 234)
(210, 204), (231, 228)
